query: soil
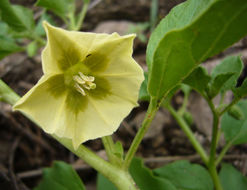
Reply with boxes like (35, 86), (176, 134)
(1, 0), (247, 189)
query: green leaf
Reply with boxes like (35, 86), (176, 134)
(219, 163), (247, 190)
(34, 13), (55, 36)
(0, 0), (34, 32)
(36, 0), (75, 19)
(113, 141), (124, 159)
(97, 158), (177, 190)
(0, 36), (22, 60)
(221, 100), (247, 145)
(233, 78), (247, 98)
(27, 41), (38, 57)
(211, 55), (243, 93)
(97, 173), (117, 190)
(183, 66), (211, 94)
(147, 0), (247, 101)
(34, 161), (85, 190)
(207, 72), (235, 98)
(139, 72), (150, 101)
(154, 160), (214, 190)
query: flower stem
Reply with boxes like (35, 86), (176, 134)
(0, 80), (20, 105)
(166, 104), (209, 164)
(4, 84), (138, 190)
(102, 136), (118, 164)
(123, 97), (158, 169)
(53, 135), (138, 190)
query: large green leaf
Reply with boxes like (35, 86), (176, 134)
(139, 72), (150, 101)
(221, 100), (247, 145)
(154, 160), (213, 190)
(0, 0), (34, 32)
(36, 0), (75, 19)
(219, 163), (247, 190)
(211, 55), (243, 93)
(34, 161), (85, 190)
(147, 0), (247, 101)
(97, 158), (177, 190)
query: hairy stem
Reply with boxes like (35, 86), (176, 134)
(167, 104), (209, 164)
(123, 97), (158, 169)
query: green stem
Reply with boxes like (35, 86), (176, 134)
(74, 0), (90, 31)
(123, 97), (158, 169)
(0, 79), (20, 105)
(53, 135), (138, 190)
(219, 97), (241, 116)
(205, 96), (223, 190)
(102, 136), (117, 164)
(167, 104), (209, 164)
(207, 98), (219, 166)
(215, 140), (233, 166)
(208, 166), (223, 190)
(178, 89), (190, 116)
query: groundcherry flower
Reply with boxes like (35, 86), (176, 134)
(13, 22), (144, 149)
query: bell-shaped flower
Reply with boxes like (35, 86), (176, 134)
(13, 22), (144, 149)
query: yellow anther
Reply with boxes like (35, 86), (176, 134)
(73, 72), (96, 95)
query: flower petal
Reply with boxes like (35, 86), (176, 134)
(13, 75), (71, 136)
(42, 22), (84, 74)
(71, 94), (138, 149)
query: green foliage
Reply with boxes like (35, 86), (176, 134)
(27, 41), (38, 57)
(221, 100), (247, 145)
(154, 160), (213, 190)
(146, 0), (247, 102)
(0, 0), (35, 32)
(35, 161), (85, 190)
(139, 72), (150, 101)
(34, 13), (54, 36)
(219, 163), (247, 190)
(207, 73), (235, 98)
(97, 158), (177, 190)
(233, 78), (247, 98)
(211, 56), (243, 93)
(0, 36), (22, 59)
(36, 0), (75, 20)
(183, 66), (211, 94)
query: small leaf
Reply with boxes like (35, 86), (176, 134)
(36, 0), (75, 19)
(113, 141), (124, 159)
(146, 0), (247, 101)
(221, 100), (247, 145)
(34, 161), (85, 190)
(0, 36), (22, 60)
(207, 72), (235, 98)
(27, 41), (38, 57)
(129, 158), (177, 190)
(139, 72), (150, 101)
(183, 66), (211, 94)
(154, 160), (214, 190)
(0, 0), (35, 32)
(211, 55), (243, 93)
(233, 78), (247, 98)
(219, 163), (247, 190)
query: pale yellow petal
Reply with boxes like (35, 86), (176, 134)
(70, 94), (137, 149)
(13, 75), (70, 136)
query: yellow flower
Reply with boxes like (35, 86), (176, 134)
(13, 22), (144, 149)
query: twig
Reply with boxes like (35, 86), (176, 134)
(8, 136), (21, 190)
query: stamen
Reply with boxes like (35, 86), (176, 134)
(73, 72), (96, 95)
